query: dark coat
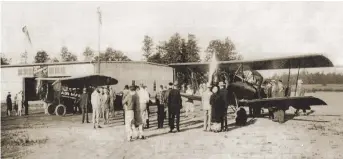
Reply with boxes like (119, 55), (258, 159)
(80, 93), (89, 108)
(132, 93), (143, 126)
(210, 93), (225, 123)
(219, 88), (229, 108)
(168, 88), (182, 114)
(7, 95), (12, 111)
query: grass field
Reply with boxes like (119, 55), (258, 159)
(1, 92), (343, 159)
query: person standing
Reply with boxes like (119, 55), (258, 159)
(164, 83), (172, 126)
(17, 91), (23, 116)
(122, 86), (136, 141)
(103, 89), (110, 125)
(210, 86), (225, 133)
(122, 85), (130, 124)
(108, 86), (116, 118)
(138, 85), (150, 128)
(185, 84), (195, 118)
(168, 82), (182, 133)
(91, 87), (101, 129)
(99, 87), (105, 119)
(218, 82), (229, 131)
(6, 92), (12, 116)
(14, 93), (18, 116)
(294, 79), (307, 115)
(202, 84), (212, 131)
(80, 88), (90, 124)
(156, 85), (165, 128)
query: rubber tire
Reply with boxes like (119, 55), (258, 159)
(273, 109), (285, 123)
(278, 109), (285, 123)
(55, 104), (66, 116)
(47, 104), (56, 115)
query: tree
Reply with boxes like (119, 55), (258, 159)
(34, 51), (50, 63)
(60, 46), (78, 62)
(147, 52), (163, 63)
(142, 35), (154, 60)
(83, 46), (94, 61)
(147, 33), (201, 64)
(20, 51), (28, 64)
(205, 37), (241, 61)
(94, 47), (131, 61)
(0, 53), (11, 65)
(186, 34), (201, 62)
(50, 57), (59, 63)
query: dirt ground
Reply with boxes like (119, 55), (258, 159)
(1, 92), (343, 159)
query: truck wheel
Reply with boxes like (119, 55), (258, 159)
(47, 104), (56, 115)
(55, 104), (66, 116)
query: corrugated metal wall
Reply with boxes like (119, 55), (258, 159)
(97, 62), (173, 95)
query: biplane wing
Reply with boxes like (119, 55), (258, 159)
(180, 93), (202, 101)
(169, 54), (334, 71)
(239, 96), (327, 109)
(36, 75), (118, 88)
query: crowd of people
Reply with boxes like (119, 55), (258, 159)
(5, 77), (308, 142)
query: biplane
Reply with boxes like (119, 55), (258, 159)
(169, 54), (334, 123)
(34, 75), (118, 116)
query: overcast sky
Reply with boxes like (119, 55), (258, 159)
(1, 1), (343, 67)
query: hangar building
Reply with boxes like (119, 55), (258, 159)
(1, 61), (173, 102)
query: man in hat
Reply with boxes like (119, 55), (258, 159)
(91, 87), (102, 129)
(138, 84), (150, 128)
(294, 79), (308, 115)
(80, 88), (90, 123)
(6, 92), (12, 116)
(17, 91), (23, 116)
(164, 83), (173, 124)
(218, 81), (229, 131)
(185, 84), (195, 117)
(156, 85), (165, 128)
(168, 81), (182, 132)
(202, 83), (212, 131)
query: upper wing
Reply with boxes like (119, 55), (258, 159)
(180, 93), (201, 101)
(169, 54), (334, 71)
(239, 96), (328, 108)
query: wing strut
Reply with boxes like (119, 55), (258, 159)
(294, 60), (301, 96)
(286, 60), (291, 97)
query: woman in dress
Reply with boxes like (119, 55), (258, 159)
(210, 86), (225, 132)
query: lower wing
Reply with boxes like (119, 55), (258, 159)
(239, 96), (327, 109)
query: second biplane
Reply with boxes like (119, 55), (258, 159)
(169, 54), (334, 123)
(34, 75), (118, 116)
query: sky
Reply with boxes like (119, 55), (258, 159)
(1, 1), (343, 68)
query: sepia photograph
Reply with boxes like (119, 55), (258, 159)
(1, 1), (343, 158)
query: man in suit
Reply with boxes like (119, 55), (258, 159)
(168, 82), (182, 133)
(91, 87), (101, 129)
(219, 82), (229, 131)
(80, 88), (90, 123)
(156, 85), (165, 128)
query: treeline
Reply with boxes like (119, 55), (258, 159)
(271, 71), (343, 85)
(1, 33), (241, 66)
(142, 33), (241, 64)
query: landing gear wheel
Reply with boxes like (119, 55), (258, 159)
(47, 104), (56, 115)
(55, 104), (66, 116)
(273, 109), (285, 123)
(232, 92), (247, 125)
